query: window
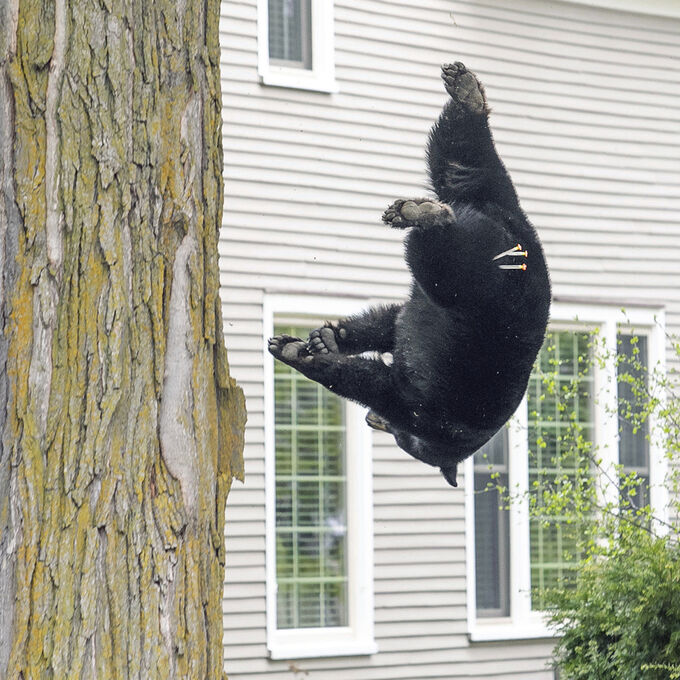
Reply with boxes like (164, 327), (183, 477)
(527, 331), (593, 610)
(264, 296), (375, 659)
(465, 302), (666, 641)
(268, 0), (312, 68)
(473, 429), (510, 618)
(258, 0), (337, 92)
(617, 334), (650, 512)
(274, 322), (349, 630)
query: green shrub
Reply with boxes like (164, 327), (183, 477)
(546, 528), (680, 679)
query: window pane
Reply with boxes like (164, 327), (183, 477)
(474, 428), (510, 617)
(617, 334), (650, 512)
(268, 0), (312, 68)
(528, 331), (593, 609)
(274, 323), (348, 630)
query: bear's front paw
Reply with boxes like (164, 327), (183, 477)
(441, 62), (487, 115)
(268, 334), (313, 366)
(382, 198), (454, 229)
(308, 325), (345, 354)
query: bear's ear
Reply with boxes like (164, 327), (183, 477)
(441, 465), (458, 487)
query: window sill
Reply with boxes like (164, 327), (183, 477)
(269, 627), (377, 659)
(469, 617), (557, 642)
(260, 66), (338, 94)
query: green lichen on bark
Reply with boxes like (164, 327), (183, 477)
(0, 1), (245, 678)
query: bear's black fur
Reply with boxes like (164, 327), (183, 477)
(269, 63), (551, 486)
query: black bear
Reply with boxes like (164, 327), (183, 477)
(269, 63), (551, 486)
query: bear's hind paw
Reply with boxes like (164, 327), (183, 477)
(382, 198), (454, 229)
(441, 62), (487, 115)
(268, 334), (313, 365)
(308, 326), (342, 354)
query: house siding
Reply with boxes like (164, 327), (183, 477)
(219, 0), (680, 678)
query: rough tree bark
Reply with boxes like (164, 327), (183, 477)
(0, 1), (246, 678)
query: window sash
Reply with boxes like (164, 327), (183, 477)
(264, 297), (376, 659)
(274, 323), (349, 630)
(268, 0), (312, 69)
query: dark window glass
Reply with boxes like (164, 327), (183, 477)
(268, 0), (312, 69)
(474, 428), (510, 617)
(617, 334), (649, 512)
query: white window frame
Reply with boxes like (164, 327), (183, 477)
(257, 0), (337, 93)
(264, 294), (376, 659)
(464, 301), (667, 642)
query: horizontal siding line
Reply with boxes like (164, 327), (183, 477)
(450, 9), (680, 60)
(220, 233), (680, 268)
(220, 252), (406, 275)
(220, 33), (255, 51)
(342, 56), (680, 107)
(374, 557), (465, 568)
(225, 151), (422, 185)
(223, 136), (426, 170)
(222, 111), (680, 160)
(223, 69), (677, 130)
(338, 0), (680, 55)
(333, 75), (680, 124)
(331, 63), (680, 109)
(335, 34), (680, 88)
(217, 275), (409, 299)
(222, 652), (556, 676)
(548, 261), (680, 275)
(225, 170), (680, 210)
(221, 127), (426, 162)
(523, 210), (680, 226)
(220, 213), (680, 241)
(224, 89), (680, 141)
(374, 611), (467, 623)
(454, 0), (680, 39)
(223, 60), (680, 113)
(338, 58), (674, 114)
(221, 128), (680, 174)
(218, 3), (255, 21)
(498, 105), (680, 134)
(224, 144), (680, 188)
(374, 528), (465, 537)
(223, 126), (680, 176)
(334, 17), (680, 77)
(223, 109), (680, 154)
(502, 149), (680, 179)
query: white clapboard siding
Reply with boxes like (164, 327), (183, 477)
(219, 0), (680, 678)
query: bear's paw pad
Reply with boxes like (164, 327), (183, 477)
(268, 335), (313, 364)
(382, 198), (453, 228)
(441, 62), (486, 113)
(308, 326), (340, 354)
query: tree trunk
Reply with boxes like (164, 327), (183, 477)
(0, 1), (246, 678)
